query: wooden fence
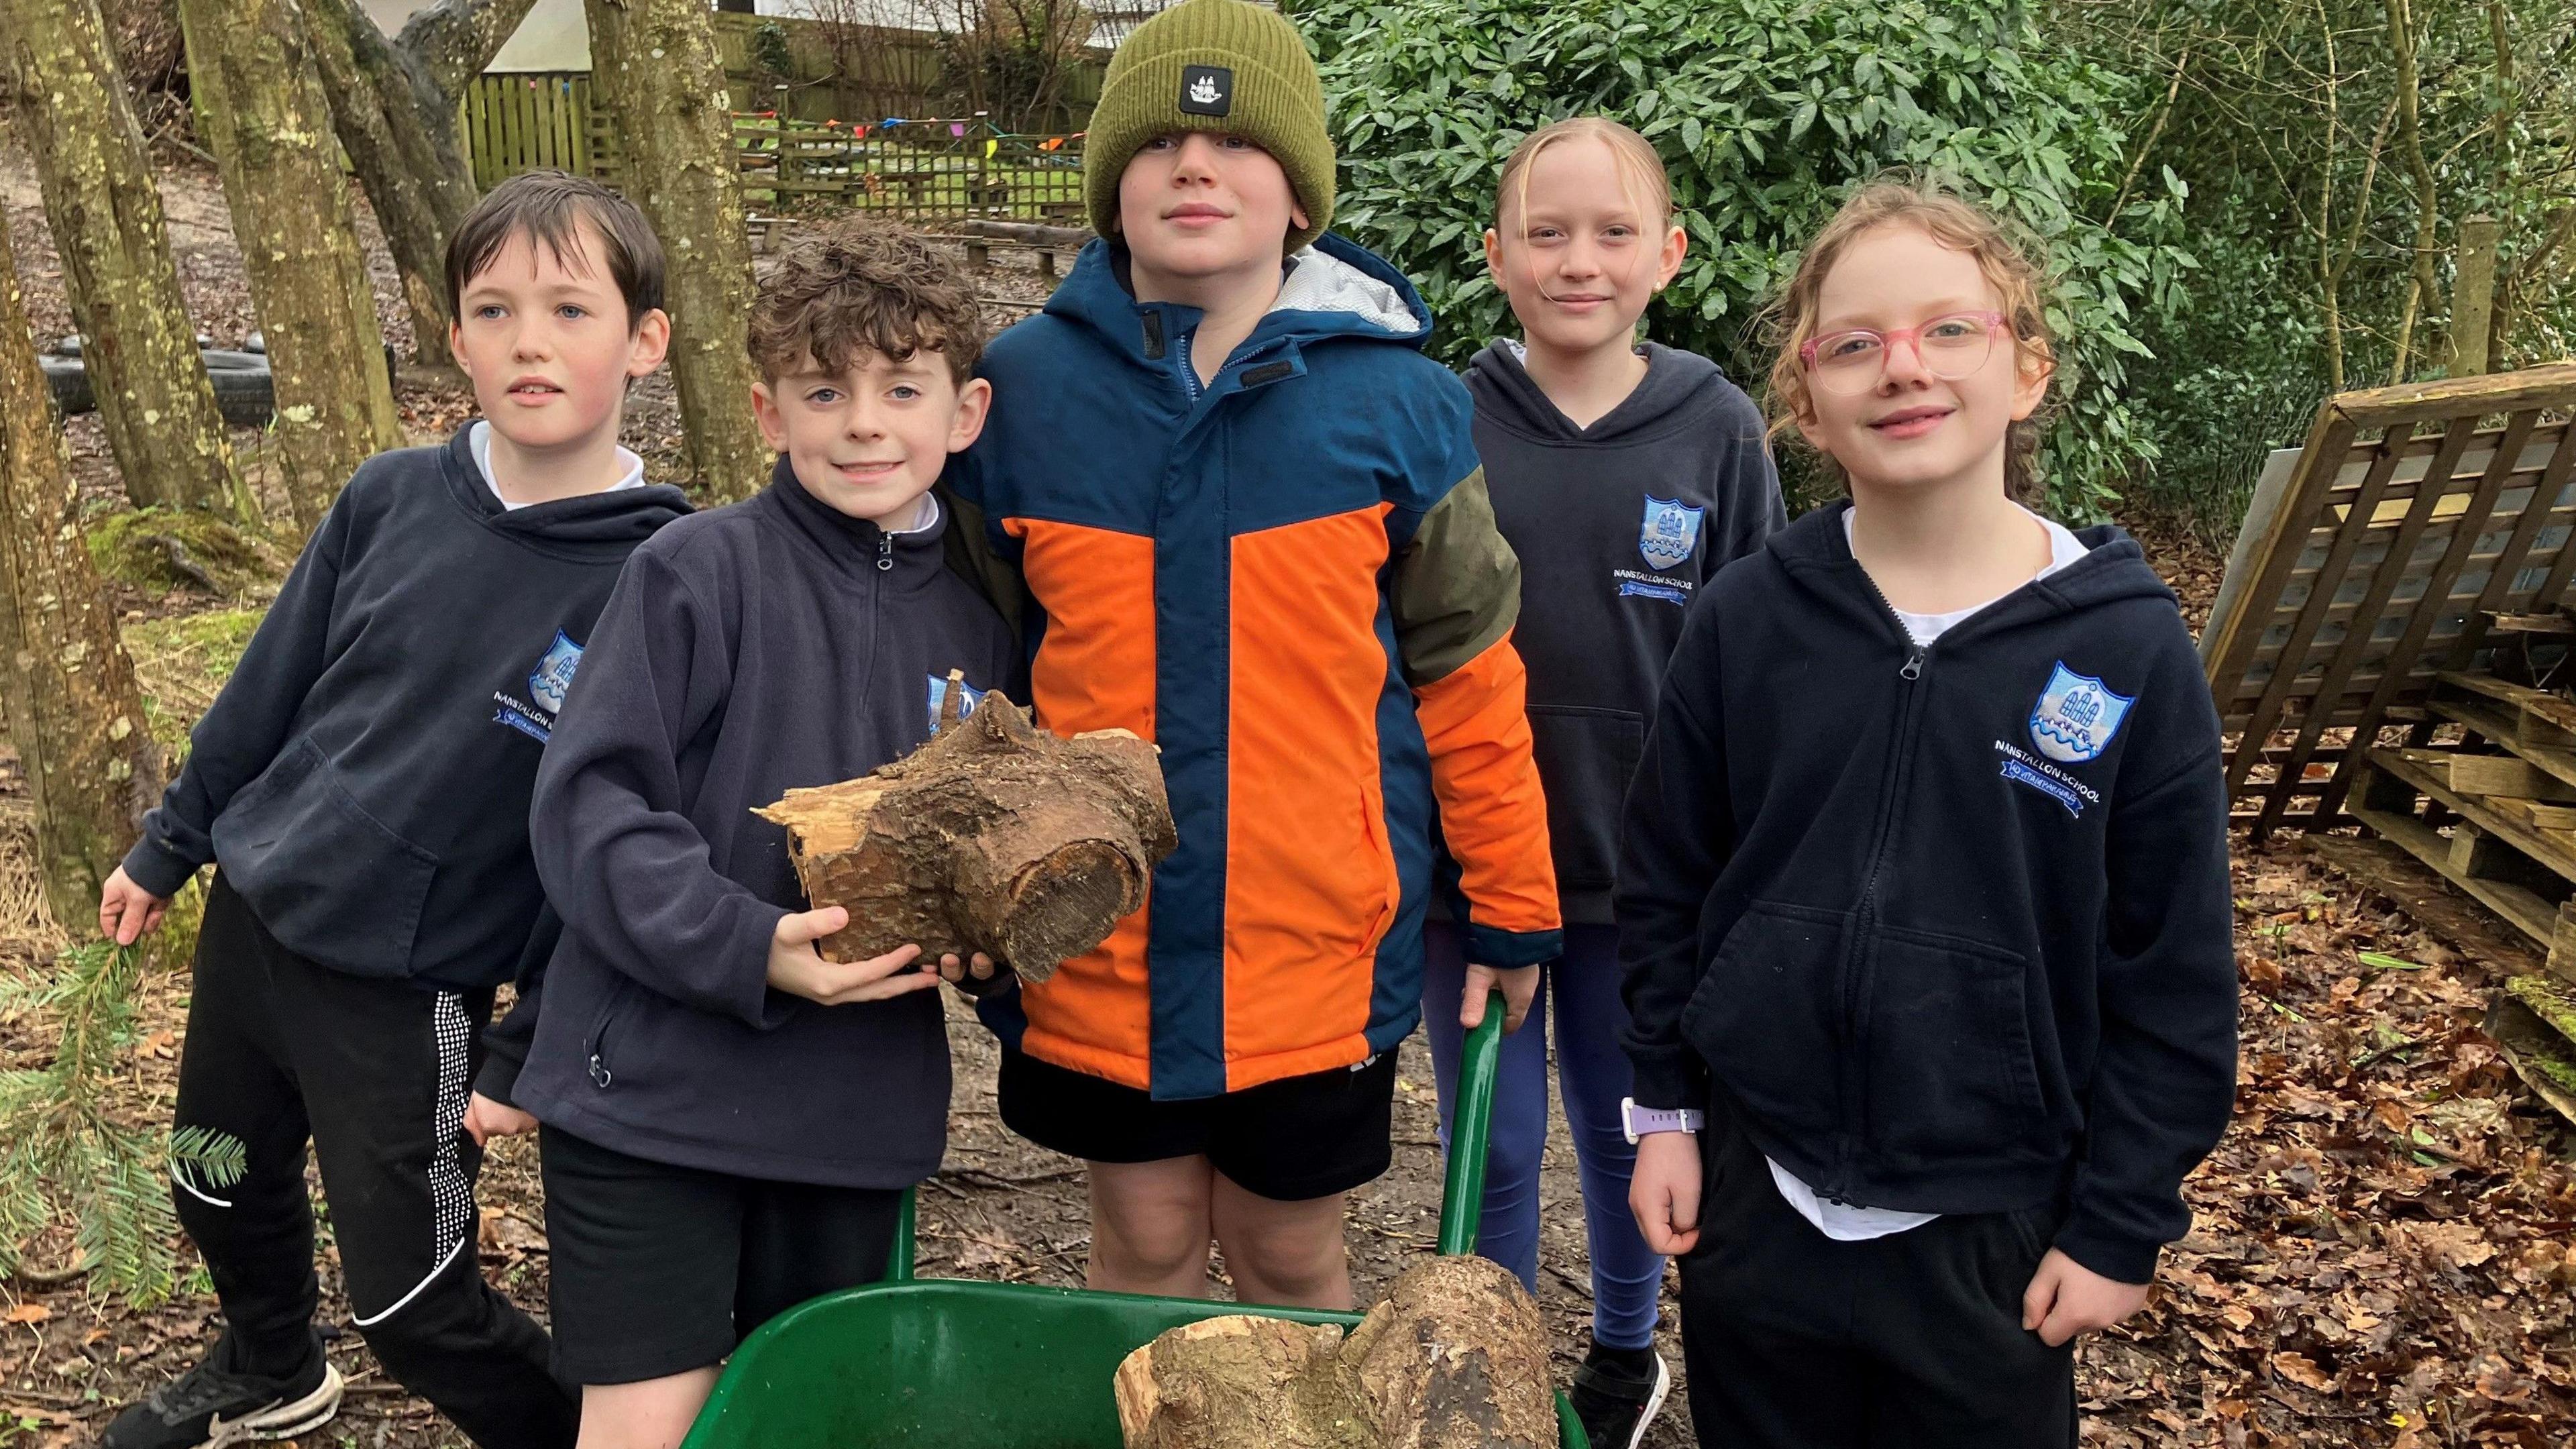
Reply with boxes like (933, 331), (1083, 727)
(458, 11), (1104, 206)
(461, 73), (596, 189)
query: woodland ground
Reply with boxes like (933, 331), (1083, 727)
(0, 148), (2569, 1449)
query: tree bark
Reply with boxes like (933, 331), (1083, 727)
(755, 683), (1175, 981)
(303, 0), (529, 370)
(584, 0), (771, 500)
(0, 0), (247, 517)
(2386, 0), (2442, 385)
(1113, 1256), (1556, 1449)
(398, 0), (545, 101)
(0, 205), (164, 932)
(302, 0), (464, 367)
(178, 0), (402, 533)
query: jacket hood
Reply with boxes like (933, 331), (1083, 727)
(1042, 231), (1432, 366)
(1770, 499), (2175, 621)
(1464, 340), (1744, 447)
(439, 425), (690, 552)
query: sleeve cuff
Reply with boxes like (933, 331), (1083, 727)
(120, 837), (202, 901)
(2051, 1213), (2163, 1286)
(474, 1044), (527, 1106)
(1625, 1044), (1707, 1112)
(1463, 923), (1562, 969)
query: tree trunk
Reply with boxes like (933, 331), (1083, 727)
(584, 0), (771, 500)
(0, 0), (248, 517)
(2386, 0), (2442, 384)
(1113, 1256), (1556, 1449)
(755, 684), (1175, 981)
(179, 0), (402, 533)
(304, 0), (530, 370)
(398, 0), (545, 101)
(302, 0), (462, 368)
(0, 205), (164, 932)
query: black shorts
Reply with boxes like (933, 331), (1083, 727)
(537, 1125), (904, 1385)
(996, 1045), (1399, 1201)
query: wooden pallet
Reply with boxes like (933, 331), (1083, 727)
(2347, 745), (2576, 975)
(2202, 365), (2576, 839)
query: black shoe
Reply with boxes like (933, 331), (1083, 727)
(1569, 1343), (1671, 1449)
(101, 1354), (341, 1448)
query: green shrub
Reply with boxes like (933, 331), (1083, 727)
(1293, 0), (2194, 520)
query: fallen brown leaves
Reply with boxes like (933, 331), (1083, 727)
(2076, 841), (2576, 1448)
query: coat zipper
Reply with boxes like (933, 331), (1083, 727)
(1824, 572), (1932, 1201)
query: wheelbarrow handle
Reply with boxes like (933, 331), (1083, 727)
(1437, 989), (1507, 1257)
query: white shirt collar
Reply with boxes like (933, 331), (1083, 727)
(470, 420), (645, 510)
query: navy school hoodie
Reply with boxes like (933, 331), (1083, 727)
(118, 427), (688, 989)
(1462, 340), (1783, 923)
(1616, 501), (2237, 1284)
(507, 463), (1017, 1188)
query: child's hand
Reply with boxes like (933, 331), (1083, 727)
(1460, 963), (1541, 1034)
(765, 906), (943, 1006)
(2021, 1247), (2150, 1346)
(98, 867), (170, 946)
(464, 1092), (538, 1146)
(1629, 1130), (1703, 1255)
(935, 951), (1001, 991)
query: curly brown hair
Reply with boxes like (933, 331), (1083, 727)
(748, 221), (987, 386)
(1759, 172), (2063, 506)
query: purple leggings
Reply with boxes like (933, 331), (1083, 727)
(1423, 921), (1664, 1350)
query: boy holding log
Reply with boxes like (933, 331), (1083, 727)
(501, 223), (1014, 1449)
(949, 0), (1562, 1310)
(91, 172), (688, 1449)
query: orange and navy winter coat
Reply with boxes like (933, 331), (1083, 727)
(949, 234), (1562, 1101)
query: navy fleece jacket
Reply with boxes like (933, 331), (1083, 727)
(1617, 501), (2238, 1284)
(508, 466), (1016, 1187)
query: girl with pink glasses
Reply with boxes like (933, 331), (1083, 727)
(1616, 175), (2237, 1447)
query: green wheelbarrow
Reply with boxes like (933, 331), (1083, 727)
(680, 994), (1589, 1447)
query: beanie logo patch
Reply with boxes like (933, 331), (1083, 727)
(1179, 64), (1233, 117)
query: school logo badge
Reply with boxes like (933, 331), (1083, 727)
(2029, 661), (2135, 764)
(927, 673), (986, 735)
(1638, 496), (1705, 572)
(1179, 65), (1233, 117)
(528, 631), (584, 716)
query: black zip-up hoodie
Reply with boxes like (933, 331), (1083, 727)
(1462, 341), (1782, 923)
(119, 427), (688, 989)
(1617, 501), (2237, 1285)
(508, 464), (1016, 1187)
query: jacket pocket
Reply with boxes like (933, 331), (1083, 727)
(1862, 925), (2052, 1168)
(211, 737), (439, 979)
(1680, 901), (1845, 1140)
(1525, 706), (1646, 893)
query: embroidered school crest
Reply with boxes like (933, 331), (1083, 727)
(1179, 65), (1233, 117)
(2029, 661), (2135, 764)
(927, 673), (986, 735)
(1639, 496), (1705, 572)
(528, 631), (584, 716)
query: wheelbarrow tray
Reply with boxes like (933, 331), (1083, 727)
(684, 1275), (1586, 1448)
(680, 993), (1587, 1448)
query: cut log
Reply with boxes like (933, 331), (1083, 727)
(753, 679), (1174, 982)
(1114, 1318), (1373, 1449)
(1112, 1256), (1554, 1449)
(1339, 1256), (1556, 1449)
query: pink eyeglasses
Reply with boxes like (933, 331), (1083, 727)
(1798, 311), (2010, 396)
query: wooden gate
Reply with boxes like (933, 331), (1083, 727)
(460, 72), (598, 188)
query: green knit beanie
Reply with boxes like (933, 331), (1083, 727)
(1085, 0), (1335, 254)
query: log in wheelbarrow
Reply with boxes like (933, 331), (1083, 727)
(680, 992), (1591, 1447)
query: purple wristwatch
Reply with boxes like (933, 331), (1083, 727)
(1620, 1097), (1705, 1143)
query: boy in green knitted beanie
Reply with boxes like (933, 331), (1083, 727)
(951, 0), (1562, 1313)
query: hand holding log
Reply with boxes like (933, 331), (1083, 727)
(753, 679), (1176, 983)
